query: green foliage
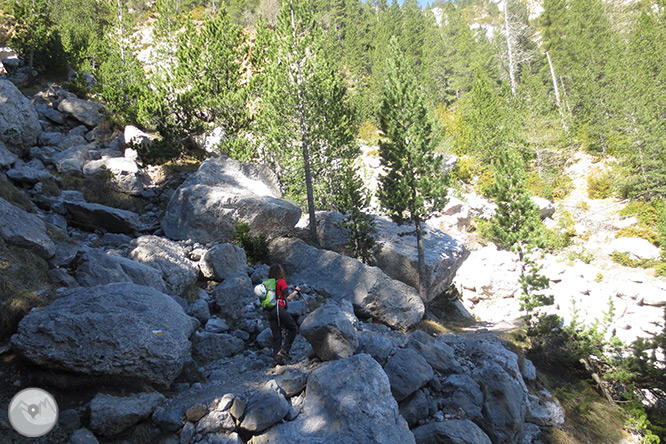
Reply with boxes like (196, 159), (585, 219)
(567, 247), (594, 265)
(255, 0), (358, 240)
(336, 165), (376, 264)
(611, 251), (659, 270)
(9, 0), (68, 76)
(587, 170), (615, 199)
(232, 222), (269, 265)
(377, 36), (448, 299)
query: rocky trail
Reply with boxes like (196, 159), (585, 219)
(1, 75), (662, 444)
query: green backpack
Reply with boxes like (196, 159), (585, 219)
(257, 278), (277, 310)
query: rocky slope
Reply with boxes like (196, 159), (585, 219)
(0, 73), (654, 444)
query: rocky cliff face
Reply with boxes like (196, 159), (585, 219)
(0, 75), (637, 444)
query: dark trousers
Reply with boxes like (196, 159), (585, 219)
(268, 304), (298, 359)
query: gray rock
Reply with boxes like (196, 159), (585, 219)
(75, 249), (168, 293)
(197, 410), (236, 434)
(152, 406), (184, 432)
(83, 156), (149, 195)
(200, 243), (248, 281)
(6, 165), (54, 184)
(412, 419), (492, 444)
(407, 330), (462, 374)
(474, 361), (527, 443)
(58, 96), (105, 127)
(11, 283), (194, 387)
(39, 131), (66, 146)
(371, 216), (469, 302)
(251, 354), (415, 444)
(270, 237), (424, 330)
(58, 134), (88, 151)
(273, 367), (310, 398)
(128, 235), (198, 296)
(89, 392), (165, 436)
(187, 299), (211, 325)
(212, 273), (254, 322)
(0, 78), (41, 155)
(300, 302), (358, 361)
(205, 317), (230, 333)
(53, 144), (92, 176)
(63, 199), (141, 234)
(180, 422), (195, 444)
(204, 432), (243, 444)
(356, 329), (399, 366)
(384, 347), (434, 402)
(68, 428), (99, 444)
(193, 331), (245, 363)
(399, 389), (430, 427)
(124, 125), (155, 148)
(239, 380), (291, 433)
(440, 374), (484, 422)
(0, 197), (55, 259)
(59, 408), (82, 431)
(0, 139), (18, 167)
(162, 157), (301, 244)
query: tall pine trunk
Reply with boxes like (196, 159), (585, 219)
(415, 217), (427, 302)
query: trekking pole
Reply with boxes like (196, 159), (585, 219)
(296, 289), (312, 312)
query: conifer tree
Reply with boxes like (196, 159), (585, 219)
(255, 0), (357, 243)
(378, 36), (448, 301)
(488, 148), (551, 328)
(148, 10), (249, 157)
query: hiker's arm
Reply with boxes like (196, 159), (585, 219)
(286, 286), (300, 301)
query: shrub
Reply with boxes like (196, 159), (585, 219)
(616, 226), (658, 246)
(587, 170), (614, 199)
(357, 120), (380, 143)
(611, 251), (658, 270)
(233, 222), (269, 265)
(567, 248), (594, 264)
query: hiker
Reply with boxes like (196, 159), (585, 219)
(267, 264), (300, 366)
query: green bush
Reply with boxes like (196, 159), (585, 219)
(233, 222), (269, 265)
(587, 170), (614, 199)
(611, 251), (658, 269)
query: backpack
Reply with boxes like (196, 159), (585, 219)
(257, 278), (277, 310)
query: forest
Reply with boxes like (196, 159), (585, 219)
(2, 0), (666, 440)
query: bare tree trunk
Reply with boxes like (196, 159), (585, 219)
(292, 4), (318, 245)
(504, 0), (517, 97)
(414, 217), (427, 302)
(546, 51), (560, 107)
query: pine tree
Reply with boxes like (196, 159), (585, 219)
(378, 36), (448, 301)
(488, 148), (551, 327)
(255, 0), (357, 243)
(148, 10), (249, 157)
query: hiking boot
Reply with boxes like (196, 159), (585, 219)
(272, 355), (284, 367)
(278, 349), (292, 361)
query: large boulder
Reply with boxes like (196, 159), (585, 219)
(238, 380), (291, 433)
(0, 197), (55, 259)
(270, 237), (424, 330)
(11, 283), (194, 387)
(0, 78), (41, 155)
(312, 212), (469, 302)
(371, 216), (469, 302)
(63, 200), (142, 234)
(300, 302), (359, 361)
(127, 235), (198, 296)
(52, 144), (92, 176)
(250, 354), (415, 444)
(83, 157), (149, 196)
(161, 157), (301, 244)
(407, 330), (462, 374)
(57, 95), (105, 127)
(75, 249), (167, 293)
(383, 347), (434, 402)
(442, 335), (529, 443)
(89, 392), (165, 436)
(212, 273), (254, 323)
(200, 243), (249, 281)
